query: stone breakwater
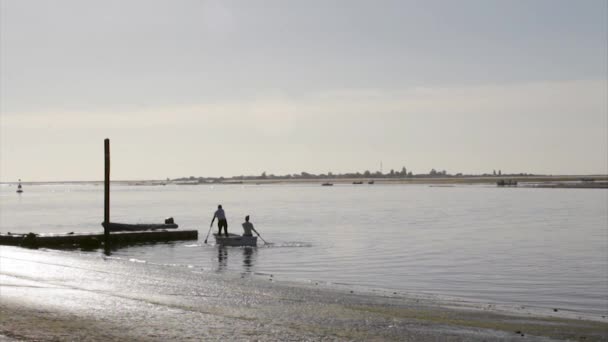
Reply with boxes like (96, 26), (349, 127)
(0, 230), (198, 249)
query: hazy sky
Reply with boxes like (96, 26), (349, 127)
(1, 0), (607, 181)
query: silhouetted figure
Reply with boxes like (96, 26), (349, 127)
(241, 215), (258, 237)
(211, 204), (228, 236)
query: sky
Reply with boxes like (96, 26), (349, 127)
(1, 0), (607, 181)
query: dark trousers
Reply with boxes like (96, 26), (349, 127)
(218, 219), (228, 236)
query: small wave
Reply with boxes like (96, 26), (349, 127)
(128, 258), (147, 263)
(102, 255), (123, 261)
(265, 242), (312, 248)
(150, 262), (195, 268)
(115, 256), (196, 270)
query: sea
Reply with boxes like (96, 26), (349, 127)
(1, 182), (606, 318)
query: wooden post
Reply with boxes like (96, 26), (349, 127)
(104, 139), (110, 248)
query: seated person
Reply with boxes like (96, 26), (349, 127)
(241, 215), (258, 237)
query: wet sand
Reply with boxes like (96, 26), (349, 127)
(1, 246), (606, 341)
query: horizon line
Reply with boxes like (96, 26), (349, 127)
(3, 173), (608, 184)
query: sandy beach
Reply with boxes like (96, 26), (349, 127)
(1, 246), (606, 341)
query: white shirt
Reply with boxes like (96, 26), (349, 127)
(214, 208), (226, 220)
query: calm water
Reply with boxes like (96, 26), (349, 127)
(1, 183), (607, 316)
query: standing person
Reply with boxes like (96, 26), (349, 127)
(211, 205), (228, 236)
(241, 215), (258, 237)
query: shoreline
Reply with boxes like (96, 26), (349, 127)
(2, 175), (608, 186)
(1, 246), (606, 341)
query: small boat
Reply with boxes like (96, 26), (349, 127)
(214, 233), (257, 247)
(352, 181), (363, 185)
(368, 180), (375, 184)
(16, 180), (23, 193)
(101, 222), (178, 232)
(321, 182), (333, 186)
(497, 180), (518, 187)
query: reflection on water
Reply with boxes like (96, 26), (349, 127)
(243, 247), (255, 272)
(217, 246), (228, 272)
(214, 246), (257, 273)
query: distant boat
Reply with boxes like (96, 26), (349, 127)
(321, 182), (333, 186)
(368, 180), (375, 184)
(16, 179), (23, 193)
(353, 181), (363, 185)
(497, 179), (517, 187)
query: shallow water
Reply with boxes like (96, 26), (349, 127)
(1, 183), (606, 316)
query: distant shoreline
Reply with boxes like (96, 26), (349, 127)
(3, 175), (608, 187)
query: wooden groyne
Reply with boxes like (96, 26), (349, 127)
(1, 140), (201, 251)
(0, 230), (198, 249)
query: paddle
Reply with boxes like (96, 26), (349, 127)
(254, 230), (270, 245)
(203, 223), (213, 244)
